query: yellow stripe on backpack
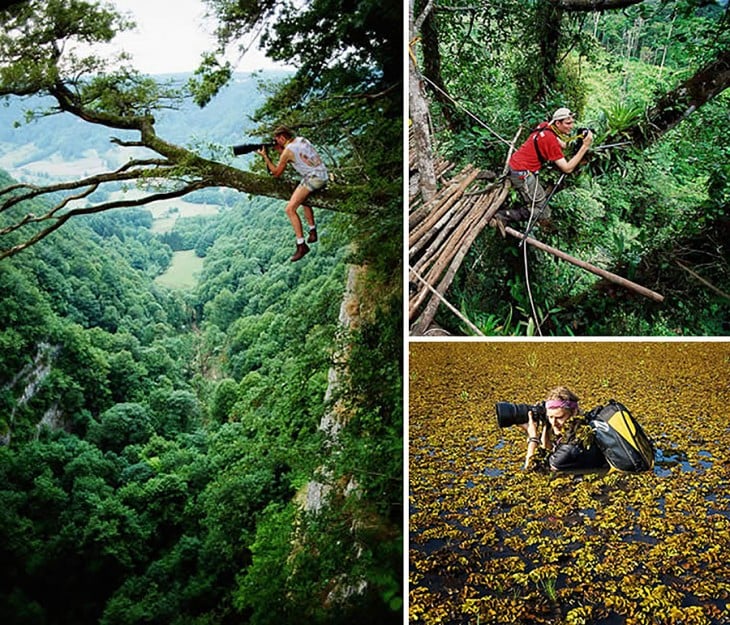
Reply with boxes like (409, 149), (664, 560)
(590, 401), (654, 473)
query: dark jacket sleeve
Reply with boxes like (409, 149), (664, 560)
(549, 441), (607, 472)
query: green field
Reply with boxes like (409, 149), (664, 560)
(155, 249), (204, 290)
(105, 189), (220, 233)
(410, 342), (730, 625)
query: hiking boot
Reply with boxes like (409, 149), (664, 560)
(497, 208), (527, 223)
(307, 229), (318, 243)
(290, 242), (310, 262)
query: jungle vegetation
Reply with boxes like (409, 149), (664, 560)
(409, 0), (729, 336)
(0, 1), (402, 623)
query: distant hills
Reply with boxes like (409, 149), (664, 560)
(0, 71), (292, 183)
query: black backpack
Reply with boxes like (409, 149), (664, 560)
(587, 400), (654, 473)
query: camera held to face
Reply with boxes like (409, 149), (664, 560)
(495, 401), (547, 428)
(573, 127), (594, 151)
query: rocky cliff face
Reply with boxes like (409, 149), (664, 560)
(305, 264), (364, 512)
(299, 262), (385, 610)
(2, 342), (60, 445)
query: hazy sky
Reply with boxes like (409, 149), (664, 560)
(108, 0), (287, 74)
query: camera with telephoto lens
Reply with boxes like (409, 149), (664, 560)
(231, 142), (276, 156)
(495, 401), (547, 428)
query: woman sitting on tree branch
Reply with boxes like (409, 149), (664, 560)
(257, 126), (329, 262)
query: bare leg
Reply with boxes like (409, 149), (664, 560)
(285, 185), (312, 239)
(303, 205), (315, 228)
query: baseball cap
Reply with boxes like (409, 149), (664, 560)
(550, 108), (574, 123)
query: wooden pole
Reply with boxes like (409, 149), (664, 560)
(408, 166), (480, 246)
(408, 265), (485, 336)
(504, 226), (665, 303)
(411, 184), (511, 332)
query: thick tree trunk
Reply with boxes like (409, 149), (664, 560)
(420, 10), (461, 131)
(535, 1), (564, 101)
(409, 0), (438, 202)
(628, 47), (730, 148)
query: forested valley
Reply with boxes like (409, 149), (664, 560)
(409, 0), (729, 336)
(0, 2), (402, 624)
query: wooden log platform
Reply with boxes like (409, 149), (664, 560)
(409, 148), (664, 334)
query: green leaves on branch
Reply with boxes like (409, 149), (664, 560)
(0, 0), (133, 96)
(188, 53), (233, 108)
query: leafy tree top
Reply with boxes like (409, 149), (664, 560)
(0, 0), (402, 261)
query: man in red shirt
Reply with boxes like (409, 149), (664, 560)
(496, 107), (593, 231)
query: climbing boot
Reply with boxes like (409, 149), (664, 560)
(307, 228), (318, 243)
(290, 242), (310, 262)
(497, 208), (528, 223)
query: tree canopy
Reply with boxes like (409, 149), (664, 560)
(409, 0), (729, 335)
(0, 187), (402, 624)
(0, 0), (402, 261)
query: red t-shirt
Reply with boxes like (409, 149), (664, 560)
(509, 123), (565, 172)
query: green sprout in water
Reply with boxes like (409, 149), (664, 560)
(540, 577), (558, 602)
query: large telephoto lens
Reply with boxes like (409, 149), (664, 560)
(495, 402), (533, 428)
(232, 144), (253, 156)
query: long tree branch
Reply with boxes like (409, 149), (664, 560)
(0, 182), (209, 261)
(0, 159), (172, 212)
(629, 47), (730, 148)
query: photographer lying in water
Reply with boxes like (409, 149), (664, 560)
(497, 386), (608, 473)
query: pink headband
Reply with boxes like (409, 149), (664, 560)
(545, 399), (578, 410)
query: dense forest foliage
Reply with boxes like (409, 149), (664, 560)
(0, 165), (400, 623)
(0, 0), (402, 622)
(410, 0), (728, 335)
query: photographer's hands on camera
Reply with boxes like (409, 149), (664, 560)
(522, 410), (545, 445)
(573, 127), (594, 154)
(256, 143), (283, 157)
(520, 410), (552, 471)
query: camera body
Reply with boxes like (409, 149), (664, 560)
(231, 142), (276, 156)
(573, 127), (594, 152)
(495, 401), (547, 428)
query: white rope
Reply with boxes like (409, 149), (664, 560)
(522, 174), (543, 337)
